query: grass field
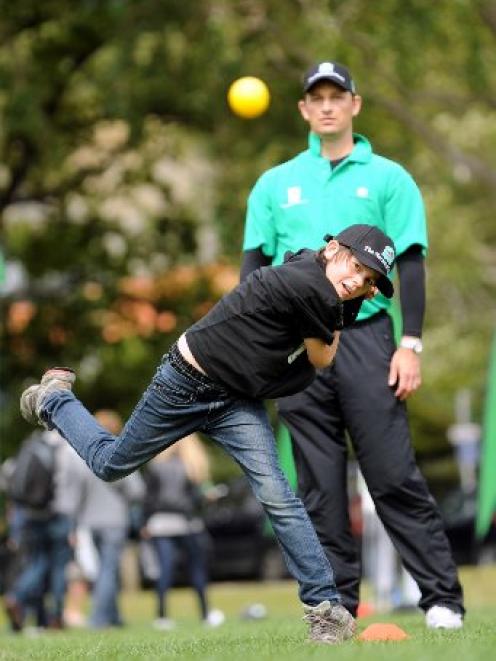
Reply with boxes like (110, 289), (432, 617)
(1, 565), (495, 660)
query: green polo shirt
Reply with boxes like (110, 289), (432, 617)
(243, 132), (428, 321)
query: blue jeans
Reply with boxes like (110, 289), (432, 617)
(9, 514), (72, 621)
(152, 533), (209, 619)
(88, 527), (127, 628)
(42, 348), (339, 606)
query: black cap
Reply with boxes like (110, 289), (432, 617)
(303, 62), (356, 94)
(323, 224), (396, 298)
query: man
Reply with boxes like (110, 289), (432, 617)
(241, 61), (465, 629)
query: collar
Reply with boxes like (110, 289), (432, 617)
(308, 132), (372, 164)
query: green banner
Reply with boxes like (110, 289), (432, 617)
(476, 332), (496, 539)
(276, 423), (297, 490)
(264, 423), (298, 537)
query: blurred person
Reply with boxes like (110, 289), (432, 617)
(64, 409), (145, 629)
(358, 470), (420, 612)
(20, 225), (396, 644)
(3, 430), (76, 631)
(240, 60), (464, 629)
(142, 434), (222, 629)
(0, 461), (27, 598)
(63, 519), (99, 628)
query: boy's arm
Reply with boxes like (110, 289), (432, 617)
(304, 332), (341, 368)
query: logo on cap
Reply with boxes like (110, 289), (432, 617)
(306, 62), (345, 88)
(363, 244), (395, 274)
(382, 246), (395, 272)
(303, 61), (355, 94)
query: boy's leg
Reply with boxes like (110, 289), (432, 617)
(24, 359), (208, 481)
(207, 399), (337, 605)
(278, 371), (361, 616)
(205, 398), (354, 642)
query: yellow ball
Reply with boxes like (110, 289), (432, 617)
(227, 76), (270, 119)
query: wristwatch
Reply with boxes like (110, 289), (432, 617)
(399, 337), (423, 354)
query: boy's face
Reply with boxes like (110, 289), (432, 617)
(324, 241), (379, 301)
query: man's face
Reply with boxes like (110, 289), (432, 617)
(324, 242), (379, 301)
(298, 81), (361, 137)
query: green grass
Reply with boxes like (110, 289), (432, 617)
(1, 566), (495, 660)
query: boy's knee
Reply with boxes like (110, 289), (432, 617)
(90, 461), (116, 482)
(257, 482), (295, 510)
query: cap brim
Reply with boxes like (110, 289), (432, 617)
(375, 274), (394, 298)
(304, 74), (350, 93)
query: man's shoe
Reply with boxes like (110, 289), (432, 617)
(20, 367), (76, 426)
(304, 600), (355, 644)
(47, 615), (65, 630)
(152, 617), (176, 631)
(425, 605), (463, 629)
(204, 609), (225, 627)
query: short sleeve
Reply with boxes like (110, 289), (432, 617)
(243, 172), (277, 258)
(295, 297), (336, 344)
(384, 166), (428, 257)
(274, 257), (338, 344)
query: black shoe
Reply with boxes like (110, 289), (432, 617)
(4, 596), (24, 632)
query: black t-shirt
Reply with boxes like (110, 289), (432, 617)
(186, 249), (343, 399)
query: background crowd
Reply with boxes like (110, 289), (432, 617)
(0, 423), (224, 633)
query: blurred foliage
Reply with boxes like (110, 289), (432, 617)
(1, 0), (496, 482)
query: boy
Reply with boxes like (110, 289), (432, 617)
(20, 224), (395, 644)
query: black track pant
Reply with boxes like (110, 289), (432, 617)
(277, 312), (464, 617)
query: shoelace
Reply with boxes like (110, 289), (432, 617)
(304, 611), (344, 638)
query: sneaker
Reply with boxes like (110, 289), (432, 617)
(20, 367), (76, 426)
(152, 617), (176, 631)
(425, 605), (463, 630)
(204, 609), (225, 627)
(63, 609), (87, 628)
(303, 600), (355, 644)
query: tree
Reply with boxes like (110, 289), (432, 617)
(2, 1), (495, 479)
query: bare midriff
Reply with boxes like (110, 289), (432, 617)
(177, 334), (207, 375)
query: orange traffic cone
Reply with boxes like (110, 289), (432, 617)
(358, 622), (409, 641)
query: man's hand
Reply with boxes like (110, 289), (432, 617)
(388, 347), (421, 401)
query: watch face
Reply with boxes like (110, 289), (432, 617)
(401, 338), (422, 353)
